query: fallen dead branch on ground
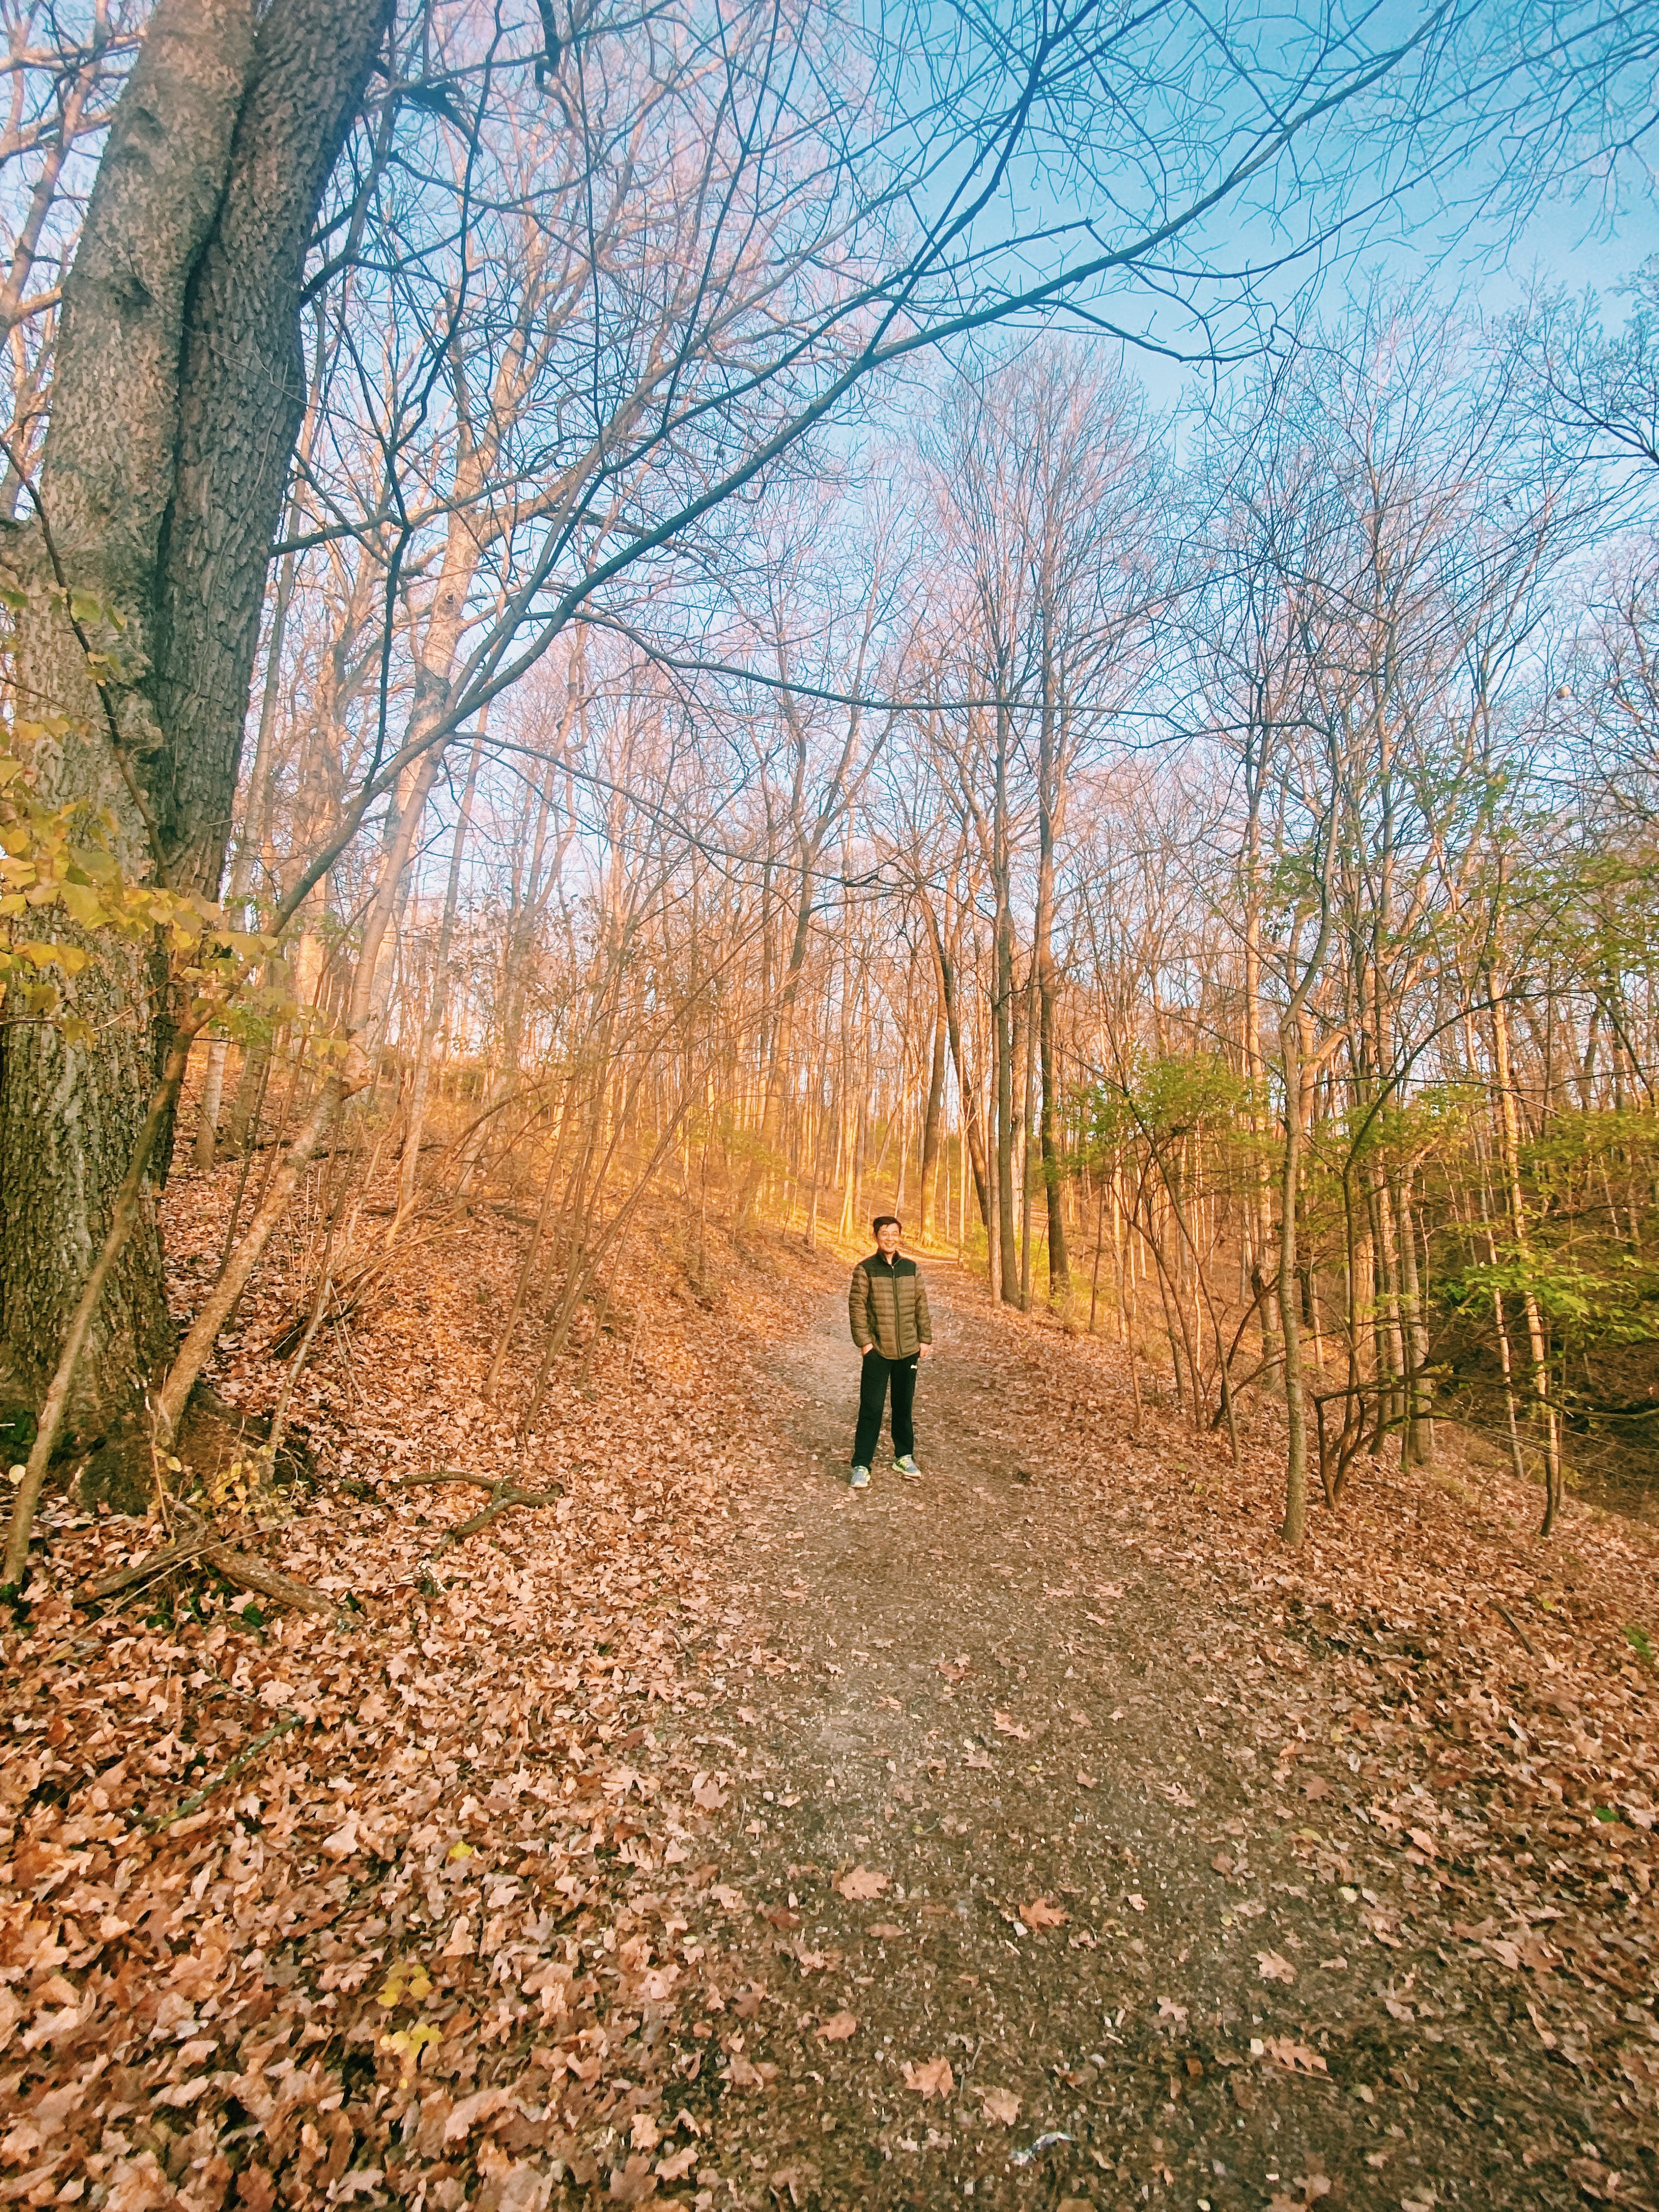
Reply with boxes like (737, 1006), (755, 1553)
(402, 1466), (566, 1544)
(81, 1513), (342, 1620)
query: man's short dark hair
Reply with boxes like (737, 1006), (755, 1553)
(872, 1214), (901, 1234)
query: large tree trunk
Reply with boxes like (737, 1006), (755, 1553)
(0, 0), (254, 1437)
(0, 0), (388, 1443)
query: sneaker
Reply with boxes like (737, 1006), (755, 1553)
(893, 1454), (921, 1478)
(849, 1465), (871, 1490)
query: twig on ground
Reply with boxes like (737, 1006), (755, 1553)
(1493, 1601), (1536, 1655)
(400, 1468), (500, 1491)
(398, 1466), (564, 1541)
(143, 1711), (300, 1832)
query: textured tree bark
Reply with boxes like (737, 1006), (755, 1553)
(0, 0), (389, 1443)
(0, 0), (253, 1437)
(153, 0), (392, 893)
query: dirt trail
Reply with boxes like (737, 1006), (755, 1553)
(663, 1263), (1653, 2211)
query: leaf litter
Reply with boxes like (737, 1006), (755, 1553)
(0, 1180), (833, 2209)
(2, 1177), (1657, 2211)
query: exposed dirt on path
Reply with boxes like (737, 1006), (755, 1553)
(667, 1261), (1659, 2212)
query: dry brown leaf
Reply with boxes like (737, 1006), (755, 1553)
(608, 2153), (658, 2204)
(1023, 1897), (1069, 1928)
(1256, 1949), (1296, 1984)
(979, 2087), (1020, 2126)
(442, 2087), (511, 2143)
(901, 2055), (955, 2100)
(816, 2011), (857, 2042)
(1261, 2037), (1327, 2075)
(833, 1865), (889, 1900)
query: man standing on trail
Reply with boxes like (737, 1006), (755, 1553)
(847, 1215), (932, 1490)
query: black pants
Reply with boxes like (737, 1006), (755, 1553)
(853, 1351), (918, 1467)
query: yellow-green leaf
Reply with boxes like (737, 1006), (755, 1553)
(59, 879), (105, 929)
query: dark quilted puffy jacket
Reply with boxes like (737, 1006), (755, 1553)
(848, 1251), (932, 1360)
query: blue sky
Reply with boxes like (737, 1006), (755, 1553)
(895, 0), (1659, 415)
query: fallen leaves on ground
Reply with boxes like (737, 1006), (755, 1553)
(900, 2055), (954, 2098)
(0, 1175), (828, 2210)
(8, 1157), (1659, 2209)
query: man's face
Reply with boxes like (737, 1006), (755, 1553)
(877, 1222), (901, 1256)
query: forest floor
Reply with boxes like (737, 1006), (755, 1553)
(2, 1180), (1658, 2212)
